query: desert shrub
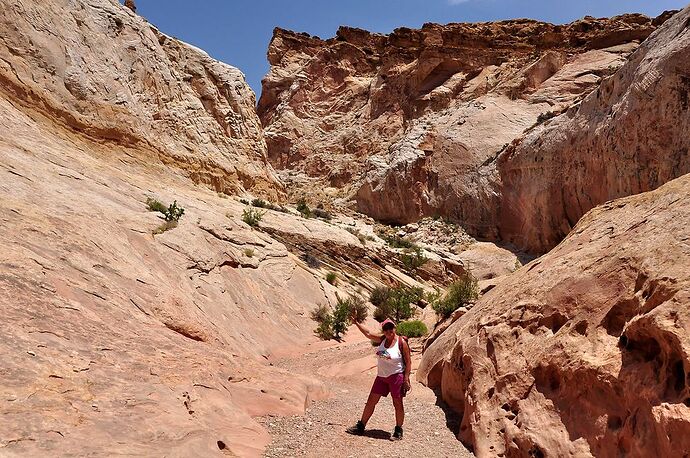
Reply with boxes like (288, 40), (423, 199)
(251, 198), (267, 208)
(537, 111), (556, 124)
(432, 272), (479, 318)
(313, 208), (332, 221)
(369, 286), (392, 308)
(244, 248), (255, 258)
(242, 208), (265, 227)
(311, 294), (365, 341)
(397, 320), (428, 338)
(326, 271), (337, 285)
(400, 246), (428, 272)
(147, 198), (185, 224)
(146, 197), (167, 214)
(373, 285), (423, 323)
(164, 201), (185, 222)
(152, 221), (177, 235)
(239, 198), (250, 205)
(348, 295), (368, 323)
(296, 197), (311, 218)
(383, 234), (415, 249)
(302, 252), (322, 269)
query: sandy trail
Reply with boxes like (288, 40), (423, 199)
(259, 333), (474, 457)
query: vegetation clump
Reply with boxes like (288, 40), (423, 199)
(244, 248), (255, 258)
(296, 197), (311, 218)
(372, 285), (424, 323)
(326, 271), (338, 285)
(302, 252), (322, 269)
(311, 294), (367, 341)
(242, 208), (265, 227)
(397, 320), (428, 338)
(537, 111), (556, 124)
(400, 246), (428, 272)
(146, 197), (185, 234)
(432, 272), (479, 318)
(382, 234), (415, 249)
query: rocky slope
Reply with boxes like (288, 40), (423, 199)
(419, 173), (690, 457)
(495, 6), (690, 252)
(258, 13), (670, 225)
(0, 0), (280, 198)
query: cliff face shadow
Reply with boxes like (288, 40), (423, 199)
(432, 387), (461, 437)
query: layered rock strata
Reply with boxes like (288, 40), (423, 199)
(0, 0), (281, 198)
(496, 6), (690, 252)
(419, 173), (690, 457)
(258, 14), (669, 227)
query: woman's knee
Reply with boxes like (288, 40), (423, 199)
(366, 394), (381, 406)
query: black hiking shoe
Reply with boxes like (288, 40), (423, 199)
(391, 425), (403, 441)
(346, 420), (365, 436)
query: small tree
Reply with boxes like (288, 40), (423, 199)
(311, 294), (366, 341)
(372, 285), (423, 323)
(432, 272), (479, 318)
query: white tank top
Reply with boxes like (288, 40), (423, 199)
(376, 337), (404, 377)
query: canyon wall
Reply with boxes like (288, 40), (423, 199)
(258, 14), (670, 232)
(0, 0), (281, 198)
(419, 173), (690, 457)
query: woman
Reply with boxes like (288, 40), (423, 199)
(346, 318), (412, 440)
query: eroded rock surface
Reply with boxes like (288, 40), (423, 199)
(418, 174), (690, 457)
(0, 0), (280, 198)
(495, 7), (690, 252)
(258, 14), (669, 225)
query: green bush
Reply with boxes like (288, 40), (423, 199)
(239, 198), (250, 205)
(326, 271), (337, 285)
(146, 197), (167, 214)
(383, 234), (415, 249)
(432, 272), (479, 318)
(242, 208), (265, 227)
(296, 197), (311, 218)
(400, 246), (428, 272)
(164, 201), (185, 222)
(373, 285), (424, 323)
(370, 286), (391, 308)
(311, 294), (366, 341)
(397, 320), (428, 338)
(244, 248), (255, 258)
(146, 197), (185, 224)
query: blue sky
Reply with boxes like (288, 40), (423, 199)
(129, 0), (688, 97)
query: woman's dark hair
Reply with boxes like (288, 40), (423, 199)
(382, 322), (395, 331)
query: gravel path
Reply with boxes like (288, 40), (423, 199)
(259, 338), (474, 458)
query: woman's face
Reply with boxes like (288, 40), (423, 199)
(383, 326), (396, 338)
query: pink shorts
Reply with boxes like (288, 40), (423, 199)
(370, 373), (405, 399)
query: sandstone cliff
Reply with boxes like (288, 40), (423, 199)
(418, 173), (690, 457)
(495, 7), (690, 252)
(258, 14), (669, 225)
(0, 0), (281, 198)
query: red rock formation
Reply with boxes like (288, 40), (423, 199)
(258, 14), (668, 223)
(494, 7), (690, 253)
(418, 173), (690, 457)
(0, 0), (281, 199)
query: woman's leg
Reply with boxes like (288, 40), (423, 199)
(392, 396), (404, 427)
(361, 392), (382, 425)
